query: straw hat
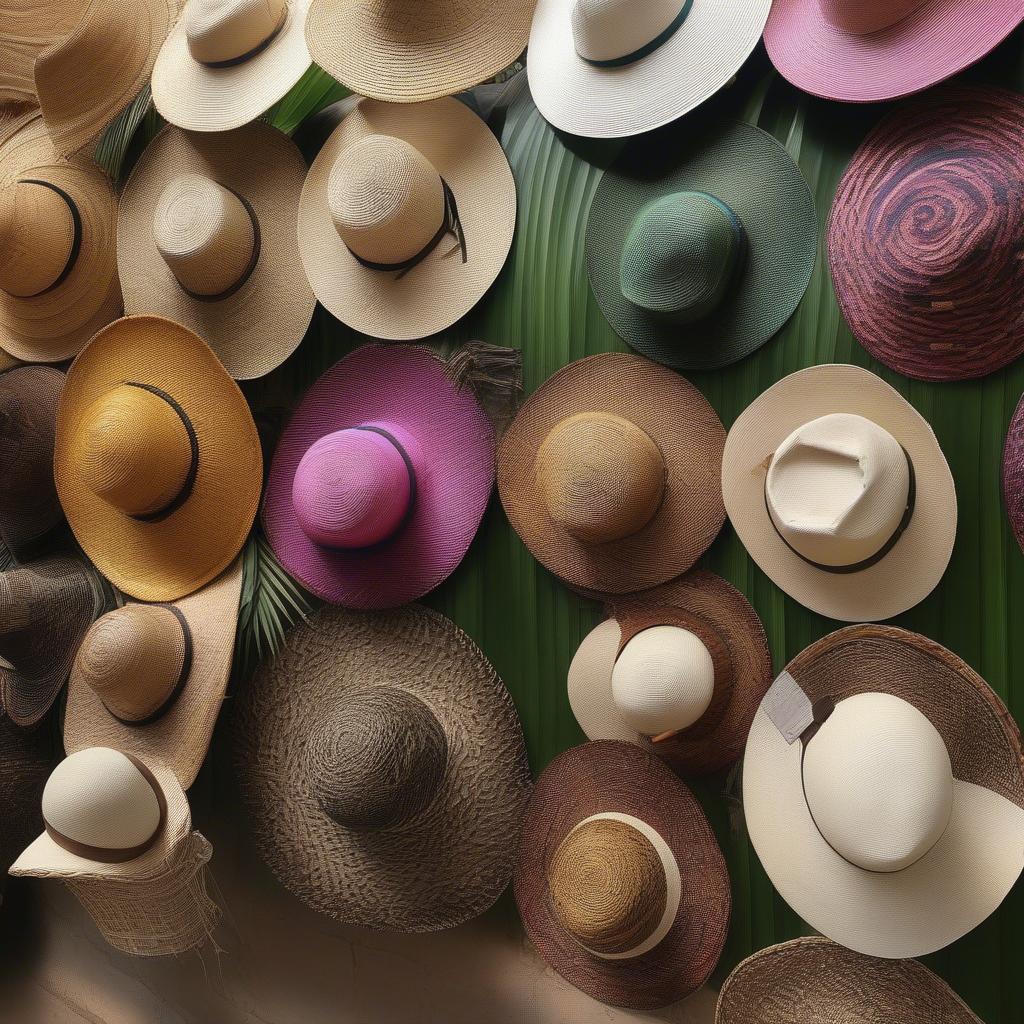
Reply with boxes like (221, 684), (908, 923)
(304, 0), (534, 103)
(765, 0), (1024, 103)
(717, 936), (982, 1023)
(568, 570), (771, 775)
(53, 316), (262, 602)
(234, 603), (532, 932)
(744, 624), (1024, 959)
(0, 719), (53, 900)
(0, 350), (18, 372)
(721, 365), (956, 622)
(64, 559), (242, 789)
(117, 123), (315, 380)
(498, 352), (726, 595)
(263, 344), (496, 608)
(514, 740), (729, 1009)
(1003, 391), (1024, 555)
(0, 105), (121, 363)
(152, 0), (312, 132)
(298, 96), (516, 341)
(528, 0), (771, 138)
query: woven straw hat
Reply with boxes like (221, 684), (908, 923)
(528, 0), (771, 138)
(830, 86), (1024, 382)
(54, 315), (262, 602)
(568, 570), (771, 775)
(514, 740), (729, 1009)
(117, 123), (315, 380)
(744, 624), (1024, 959)
(152, 0), (312, 132)
(64, 559), (242, 789)
(0, 105), (121, 364)
(498, 352), (726, 595)
(586, 121), (816, 371)
(722, 365), (956, 622)
(234, 603), (532, 932)
(717, 936), (982, 1024)
(298, 96), (516, 341)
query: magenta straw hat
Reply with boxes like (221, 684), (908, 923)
(263, 344), (496, 608)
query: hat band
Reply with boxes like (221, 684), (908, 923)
(351, 425), (419, 548)
(579, 0), (692, 67)
(195, 7), (288, 67)
(15, 179), (83, 298)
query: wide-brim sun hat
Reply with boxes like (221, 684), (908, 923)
(744, 624), (1024, 959)
(587, 119), (816, 371)
(722, 364), (956, 622)
(54, 315), (262, 603)
(298, 96), (516, 341)
(527, 0), (771, 138)
(117, 122), (315, 380)
(498, 352), (726, 595)
(233, 603), (532, 932)
(829, 86), (1024, 381)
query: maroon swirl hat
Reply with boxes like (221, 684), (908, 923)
(829, 85), (1024, 382)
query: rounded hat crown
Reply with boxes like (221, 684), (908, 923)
(0, 178), (77, 298)
(819, 0), (928, 35)
(802, 692), (953, 871)
(185, 0), (287, 64)
(572, 0), (686, 63)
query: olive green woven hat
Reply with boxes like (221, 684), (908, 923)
(586, 120), (816, 371)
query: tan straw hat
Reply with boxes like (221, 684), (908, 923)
(744, 625), (1024, 959)
(0, 105), (121, 363)
(64, 558), (242, 789)
(568, 570), (771, 775)
(54, 316), (262, 602)
(298, 96), (516, 341)
(722, 364), (956, 622)
(152, 0), (312, 132)
(117, 123), (315, 380)
(498, 352), (726, 595)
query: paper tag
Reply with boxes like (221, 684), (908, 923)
(761, 671), (813, 745)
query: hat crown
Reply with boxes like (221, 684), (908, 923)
(572, 0), (685, 63)
(0, 178), (76, 298)
(818, 0), (928, 34)
(185, 0), (287, 64)
(766, 413), (911, 568)
(535, 411), (666, 544)
(0, 382), (51, 503)
(803, 692), (953, 871)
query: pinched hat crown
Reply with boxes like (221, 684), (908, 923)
(185, 0), (288, 65)
(572, 0), (691, 65)
(818, 0), (928, 35)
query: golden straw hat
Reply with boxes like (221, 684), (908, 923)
(0, 105), (121, 364)
(117, 123), (315, 380)
(54, 316), (262, 602)
(298, 96), (516, 341)
(64, 558), (242, 789)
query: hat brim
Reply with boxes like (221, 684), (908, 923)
(743, 625), (1024, 959)
(721, 364), (956, 622)
(117, 123), (316, 380)
(298, 96), (516, 341)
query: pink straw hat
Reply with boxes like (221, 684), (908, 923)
(263, 344), (496, 608)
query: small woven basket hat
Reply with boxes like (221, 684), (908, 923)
(744, 625), (1024, 959)
(117, 123), (315, 380)
(722, 365), (956, 622)
(298, 96), (516, 341)
(233, 603), (532, 932)
(568, 570), (772, 775)
(587, 120), (816, 371)
(514, 740), (729, 1009)
(0, 106), (121, 364)
(53, 316), (262, 603)
(498, 352), (726, 595)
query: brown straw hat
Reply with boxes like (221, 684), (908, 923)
(298, 96), (516, 341)
(717, 936), (982, 1024)
(233, 603), (532, 932)
(498, 352), (726, 595)
(64, 558), (242, 789)
(0, 105), (121, 363)
(117, 123), (315, 380)
(0, 719), (53, 900)
(54, 316), (262, 602)
(568, 570), (772, 775)
(514, 740), (729, 1009)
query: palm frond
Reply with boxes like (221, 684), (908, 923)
(93, 86), (156, 182)
(265, 64), (350, 136)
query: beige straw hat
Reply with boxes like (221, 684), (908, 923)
(744, 624), (1024, 959)
(117, 123), (315, 380)
(64, 558), (242, 789)
(722, 365), (956, 622)
(0, 105), (121, 364)
(298, 96), (516, 341)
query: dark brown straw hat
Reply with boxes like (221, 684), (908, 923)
(0, 719), (53, 898)
(1002, 390), (1024, 556)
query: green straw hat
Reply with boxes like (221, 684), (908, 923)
(586, 120), (816, 371)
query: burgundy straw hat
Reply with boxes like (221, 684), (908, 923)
(263, 344), (496, 609)
(829, 85), (1024, 382)
(1003, 391), (1024, 555)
